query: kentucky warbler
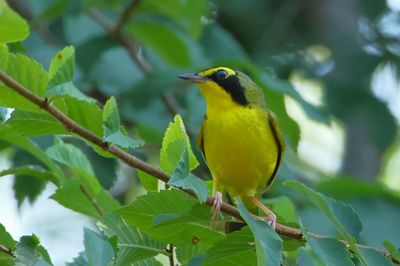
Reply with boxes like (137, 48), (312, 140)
(179, 67), (284, 228)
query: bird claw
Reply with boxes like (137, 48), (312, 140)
(253, 212), (277, 230)
(211, 191), (223, 220)
(265, 212), (276, 229)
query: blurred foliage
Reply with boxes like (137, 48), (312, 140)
(0, 0), (400, 265)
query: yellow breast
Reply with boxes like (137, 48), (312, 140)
(202, 105), (279, 198)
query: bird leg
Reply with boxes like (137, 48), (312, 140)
(211, 191), (223, 221)
(251, 197), (276, 229)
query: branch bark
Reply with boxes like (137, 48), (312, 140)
(0, 71), (398, 265)
(0, 244), (14, 258)
(115, 0), (141, 32)
(87, 7), (196, 138)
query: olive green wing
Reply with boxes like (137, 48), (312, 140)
(266, 111), (285, 187)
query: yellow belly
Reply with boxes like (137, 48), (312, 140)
(203, 106), (278, 198)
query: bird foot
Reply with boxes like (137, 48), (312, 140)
(253, 212), (277, 230)
(211, 191), (223, 221)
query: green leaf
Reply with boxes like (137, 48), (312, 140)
(237, 200), (282, 266)
(38, 0), (71, 22)
(103, 97), (144, 149)
(14, 235), (52, 266)
(383, 240), (400, 262)
(51, 179), (103, 218)
(360, 248), (392, 266)
(129, 21), (190, 67)
(119, 189), (197, 232)
(302, 230), (353, 266)
(137, 0), (209, 38)
(202, 226), (257, 266)
(168, 150), (208, 203)
(0, 223), (15, 249)
(160, 115), (198, 174)
(46, 142), (95, 175)
(0, 124), (63, 184)
(59, 97), (103, 137)
(0, 53), (48, 112)
(176, 245), (205, 265)
(89, 47), (143, 96)
(264, 196), (297, 224)
(148, 203), (224, 247)
(66, 251), (88, 266)
(126, 70), (180, 109)
(106, 131), (145, 150)
(200, 25), (248, 61)
(13, 175), (46, 206)
(119, 189), (223, 250)
(0, 253), (13, 266)
(0, 43), (9, 70)
(285, 180), (363, 238)
(83, 228), (114, 266)
(6, 110), (66, 136)
(94, 189), (120, 215)
(132, 258), (163, 266)
(98, 214), (166, 265)
(317, 177), (400, 204)
(48, 46), (75, 88)
(47, 82), (96, 103)
(137, 170), (159, 192)
(0, 1), (29, 43)
(103, 97), (120, 134)
(284, 180), (365, 264)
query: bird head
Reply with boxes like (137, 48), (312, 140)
(179, 67), (265, 109)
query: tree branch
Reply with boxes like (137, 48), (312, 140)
(87, 8), (151, 74)
(0, 71), (398, 265)
(165, 244), (174, 266)
(0, 244), (14, 258)
(87, 7), (194, 136)
(115, 0), (141, 32)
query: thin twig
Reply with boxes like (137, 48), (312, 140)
(166, 244), (174, 266)
(0, 244), (14, 258)
(0, 72), (399, 265)
(87, 8), (196, 137)
(87, 8), (152, 74)
(115, 0), (141, 31)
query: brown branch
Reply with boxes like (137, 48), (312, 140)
(115, 0), (141, 32)
(0, 71), (399, 265)
(165, 244), (174, 266)
(0, 244), (14, 258)
(87, 8), (152, 74)
(87, 8), (195, 137)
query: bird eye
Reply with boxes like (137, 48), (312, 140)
(215, 70), (228, 80)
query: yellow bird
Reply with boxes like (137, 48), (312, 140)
(179, 67), (285, 228)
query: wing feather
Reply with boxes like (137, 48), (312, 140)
(266, 111), (285, 187)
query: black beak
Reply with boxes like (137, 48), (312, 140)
(178, 73), (208, 83)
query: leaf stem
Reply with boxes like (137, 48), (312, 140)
(79, 185), (105, 217)
(0, 71), (399, 265)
